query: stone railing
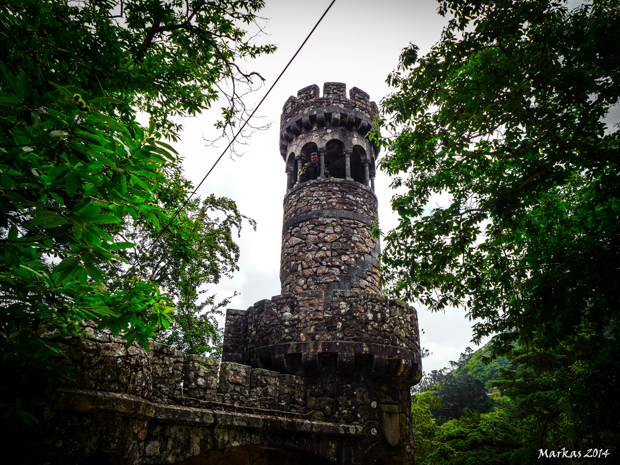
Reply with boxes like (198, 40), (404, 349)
(41, 322), (306, 416)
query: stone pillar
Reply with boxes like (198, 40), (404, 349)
(370, 159), (376, 191)
(296, 156), (304, 185)
(287, 165), (294, 190)
(363, 159), (370, 186)
(344, 149), (352, 181)
(319, 148), (326, 179)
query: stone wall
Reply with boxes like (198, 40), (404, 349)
(283, 178), (378, 222)
(240, 291), (419, 353)
(6, 318), (417, 465)
(41, 321), (153, 398)
(42, 325), (306, 416)
(281, 179), (380, 294)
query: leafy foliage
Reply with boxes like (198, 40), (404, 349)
(412, 347), (518, 464)
(411, 391), (443, 465)
(491, 338), (619, 462)
(2, 0), (275, 141)
(431, 408), (521, 465)
(1, 0), (272, 422)
(379, 0), (620, 455)
(416, 347), (501, 423)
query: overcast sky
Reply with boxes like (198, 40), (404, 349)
(170, 0), (489, 374)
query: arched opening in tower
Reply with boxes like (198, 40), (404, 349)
(351, 145), (368, 184)
(325, 139), (345, 179)
(300, 141), (318, 163)
(287, 152), (297, 185)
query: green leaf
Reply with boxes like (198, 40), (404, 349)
(65, 172), (80, 197)
(1, 175), (14, 189)
(108, 242), (134, 250)
(57, 263), (80, 284)
(89, 97), (123, 104)
(16, 71), (32, 100)
(90, 214), (120, 224)
(8, 225), (18, 241)
(84, 262), (103, 283)
(88, 145), (118, 169)
(0, 62), (17, 90)
(23, 211), (68, 228)
(78, 202), (101, 222)
(47, 166), (68, 182)
(57, 256), (78, 271)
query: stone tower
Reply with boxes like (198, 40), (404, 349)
(2, 83), (422, 465)
(222, 83), (422, 464)
(279, 82), (381, 295)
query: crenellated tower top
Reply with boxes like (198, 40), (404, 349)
(280, 82), (379, 134)
(279, 83), (380, 189)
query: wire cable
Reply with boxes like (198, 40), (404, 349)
(139, 0), (337, 268)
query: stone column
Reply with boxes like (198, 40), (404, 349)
(344, 149), (352, 181)
(318, 148), (326, 179)
(363, 158), (370, 186)
(286, 165), (294, 190)
(296, 156), (304, 185)
(370, 159), (376, 191)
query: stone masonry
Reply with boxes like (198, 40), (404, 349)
(281, 179), (381, 294)
(1, 84), (422, 465)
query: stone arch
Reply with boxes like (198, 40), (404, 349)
(325, 138), (345, 178)
(351, 145), (368, 184)
(175, 445), (335, 465)
(300, 141), (319, 162)
(286, 152), (297, 188)
(286, 152), (296, 171)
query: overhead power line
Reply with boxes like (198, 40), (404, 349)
(134, 0), (337, 276)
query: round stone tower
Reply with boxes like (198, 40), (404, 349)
(222, 83), (422, 465)
(279, 82), (381, 295)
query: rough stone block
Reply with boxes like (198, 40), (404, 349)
(149, 342), (183, 403)
(350, 87), (370, 102)
(297, 84), (319, 100)
(250, 368), (280, 410)
(183, 354), (218, 401)
(217, 362), (251, 404)
(323, 82), (346, 100)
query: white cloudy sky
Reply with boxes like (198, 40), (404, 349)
(170, 0), (490, 373)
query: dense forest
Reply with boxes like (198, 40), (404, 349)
(411, 345), (615, 464)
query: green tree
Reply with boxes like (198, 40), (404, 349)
(416, 348), (499, 423)
(431, 408), (521, 465)
(0, 0), (273, 423)
(411, 391), (444, 465)
(378, 0), (620, 455)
